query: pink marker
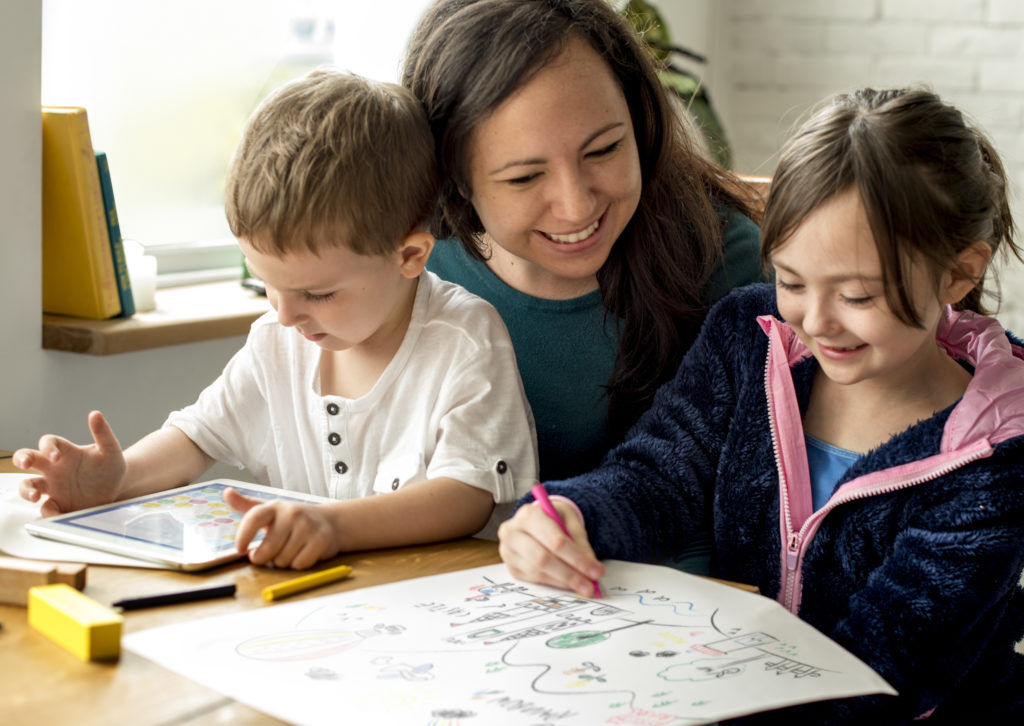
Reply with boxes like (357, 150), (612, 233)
(530, 483), (602, 598)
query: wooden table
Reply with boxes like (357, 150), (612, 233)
(0, 454), (502, 725)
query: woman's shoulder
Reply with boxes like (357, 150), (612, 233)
(704, 207), (766, 305)
(426, 237), (483, 289)
(426, 236), (530, 311)
(720, 206), (760, 243)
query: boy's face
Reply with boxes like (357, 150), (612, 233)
(239, 237), (415, 353)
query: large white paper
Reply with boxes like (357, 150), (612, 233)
(0, 473), (169, 567)
(124, 560), (895, 724)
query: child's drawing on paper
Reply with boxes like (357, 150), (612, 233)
(123, 562), (896, 725)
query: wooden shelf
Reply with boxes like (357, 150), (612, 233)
(42, 280), (270, 355)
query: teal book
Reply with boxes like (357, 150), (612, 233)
(94, 151), (135, 317)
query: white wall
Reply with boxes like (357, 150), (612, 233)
(657, 0), (713, 56)
(712, 0), (1024, 333)
(0, 0), (245, 476)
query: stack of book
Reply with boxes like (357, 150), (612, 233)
(41, 106), (134, 319)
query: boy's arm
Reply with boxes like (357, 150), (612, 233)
(119, 425), (216, 499)
(330, 477), (494, 549)
(229, 478), (494, 569)
(17, 412), (214, 516)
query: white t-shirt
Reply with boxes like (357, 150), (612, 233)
(165, 271), (538, 537)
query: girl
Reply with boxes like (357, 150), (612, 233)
(499, 87), (1024, 723)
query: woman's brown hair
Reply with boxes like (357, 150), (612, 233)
(402, 0), (757, 434)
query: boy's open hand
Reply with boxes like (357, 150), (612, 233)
(15, 410), (127, 517)
(498, 498), (604, 598)
(225, 488), (341, 570)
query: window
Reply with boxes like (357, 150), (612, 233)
(42, 0), (432, 284)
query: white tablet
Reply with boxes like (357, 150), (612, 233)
(24, 479), (332, 571)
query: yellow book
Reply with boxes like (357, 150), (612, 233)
(41, 106), (121, 319)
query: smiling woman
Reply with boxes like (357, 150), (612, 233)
(466, 36), (643, 301)
(404, 0), (765, 490)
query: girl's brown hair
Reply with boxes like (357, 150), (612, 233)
(402, 0), (757, 434)
(762, 87), (1021, 325)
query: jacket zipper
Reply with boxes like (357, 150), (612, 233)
(763, 339), (801, 609)
(781, 441), (991, 614)
(764, 328), (994, 614)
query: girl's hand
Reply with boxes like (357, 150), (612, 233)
(226, 488), (340, 570)
(498, 499), (604, 597)
(15, 410), (127, 517)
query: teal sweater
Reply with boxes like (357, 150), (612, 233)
(427, 210), (762, 482)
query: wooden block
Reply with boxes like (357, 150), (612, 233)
(54, 562), (88, 590)
(0, 555), (58, 606)
(28, 584), (122, 661)
(0, 557), (86, 605)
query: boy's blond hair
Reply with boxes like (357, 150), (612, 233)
(225, 68), (437, 256)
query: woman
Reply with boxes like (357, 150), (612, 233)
(402, 0), (762, 496)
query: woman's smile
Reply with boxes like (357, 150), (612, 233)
(540, 215), (602, 244)
(466, 36), (642, 300)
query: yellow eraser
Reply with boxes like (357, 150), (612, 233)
(28, 584), (122, 661)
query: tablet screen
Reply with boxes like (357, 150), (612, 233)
(55, 482), (289, 553)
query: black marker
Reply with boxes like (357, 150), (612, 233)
(112, 583), (236, 610)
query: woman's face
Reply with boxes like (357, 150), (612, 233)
(466, 36), (642, 299)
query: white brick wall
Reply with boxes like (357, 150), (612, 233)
(990, 0), (1024, 24)
(713, 0), (1024, 334)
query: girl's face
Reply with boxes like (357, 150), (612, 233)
(771, 188), (952, 393)
(465, 35), (642, 299)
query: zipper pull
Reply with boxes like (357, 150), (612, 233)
(786, 533), (800, 571)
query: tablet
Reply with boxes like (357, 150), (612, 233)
(24, 479), (332, 571)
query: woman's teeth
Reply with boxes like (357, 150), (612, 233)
(543, 219), (600, 243)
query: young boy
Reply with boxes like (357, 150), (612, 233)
(16, 69), (538, 569)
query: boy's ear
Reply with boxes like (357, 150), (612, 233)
(941, 240), (993, 305)
(397, 229), (435, 279)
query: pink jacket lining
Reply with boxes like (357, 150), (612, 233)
(758, 306), (1024, 618)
